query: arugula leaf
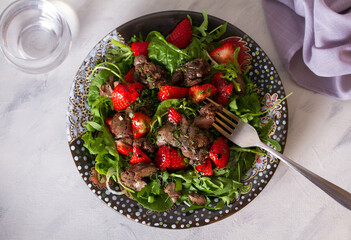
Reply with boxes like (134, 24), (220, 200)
(129, 32), (144, 43)
(209, 22), (228, 40)
(105, 39), (134, 76)
(190, 10), (208, 37)
(229, 92), (262, 122)
(190, 10), (227, 44)
(185, 38), (206, 59)
(187, 10), (227, 60)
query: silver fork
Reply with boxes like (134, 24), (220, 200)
(206, 98), (351, 210)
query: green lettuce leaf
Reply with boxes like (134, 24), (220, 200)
(146, 31), (189, 74)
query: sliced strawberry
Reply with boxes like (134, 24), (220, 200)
(211, 72), (234, 106)
(132, 112), (151, 138)
(124, 67), (135, 83)
(154, 145), (188, 171)
(221, 37), (251, 71)
(158, 86), (189, 101)
(196, 158), (213, 176)
(111, 82), (143, 110)
(188, 84), (217, 103)
(167, 107), (182, 125)
(209, 137), (229, 169)
(166, 18), (192, 49)
(210, 43), (236, 64)
(130, 146), (151, 164)
(154, 145), (171, 170)
(131, 42), (150, 56)
(115, 140), (133, 155)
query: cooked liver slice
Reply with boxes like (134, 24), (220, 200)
(120, 164), (157, 191)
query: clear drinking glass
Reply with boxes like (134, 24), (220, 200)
(0, 0), (72, 74)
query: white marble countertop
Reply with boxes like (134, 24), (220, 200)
(1, 0), (351, 239)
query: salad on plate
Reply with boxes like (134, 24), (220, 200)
(82, 11), (281, 212)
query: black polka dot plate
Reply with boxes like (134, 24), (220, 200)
(66, 11), (288, 229)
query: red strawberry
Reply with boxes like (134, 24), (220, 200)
(154, 145), (188, 170)
(221, 37), (251, 71)
(166, 18), (192, 49)
(154, 145), (171, 170)
(124, 67), (135, 83)
(111, 82), (143, 110)
(115, 140), (133, 155)
(188, 84), (217, 103)
(210, 43), (236, 64)
(105, 117), (113, 131)
(167, 107), (182, 125)
(131, 42), (150, 56)
(130, 146), (151, 164)
(211, 72), (234, 106)
(158, 86), (189, 101)
(196, 158), (213, 176)
(169, 153), (188, 170)
(132, 112), (151, 138)
(209, 137), (229, 169)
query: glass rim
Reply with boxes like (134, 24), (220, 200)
(0, 0), (72, 73)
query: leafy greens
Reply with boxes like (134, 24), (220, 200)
(81, 10), (282, 213)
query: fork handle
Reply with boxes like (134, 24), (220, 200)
(258, 143), (351, 210)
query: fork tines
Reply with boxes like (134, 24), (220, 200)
(204, 98), (241, 138)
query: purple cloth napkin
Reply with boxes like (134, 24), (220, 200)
(262, 0), (351, 99)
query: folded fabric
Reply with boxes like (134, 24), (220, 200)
(262, 0), (351, 99)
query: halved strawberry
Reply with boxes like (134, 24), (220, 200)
(115, 140), (133, 155)
(111, 82), (143, 110)
(211, 72), (234, 106)
(167, 107), (182, 125)
(124, 67), (135, 83)
(188, 84), (217, 103)
(196, 158), (213, 176)
(221, 37), (251, 71)
(158, 86), (189, 101)
(130, 146), (151, 164)
(154, 145), (188, 171)
(131, 42), (150, 56)
(132, 112), (151, 138)
(209, 137), (229, 169)
(166, 18), (192, 49)
(209, 43), (236, 64)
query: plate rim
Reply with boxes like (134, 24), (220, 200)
(66, 10), (288, 229)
